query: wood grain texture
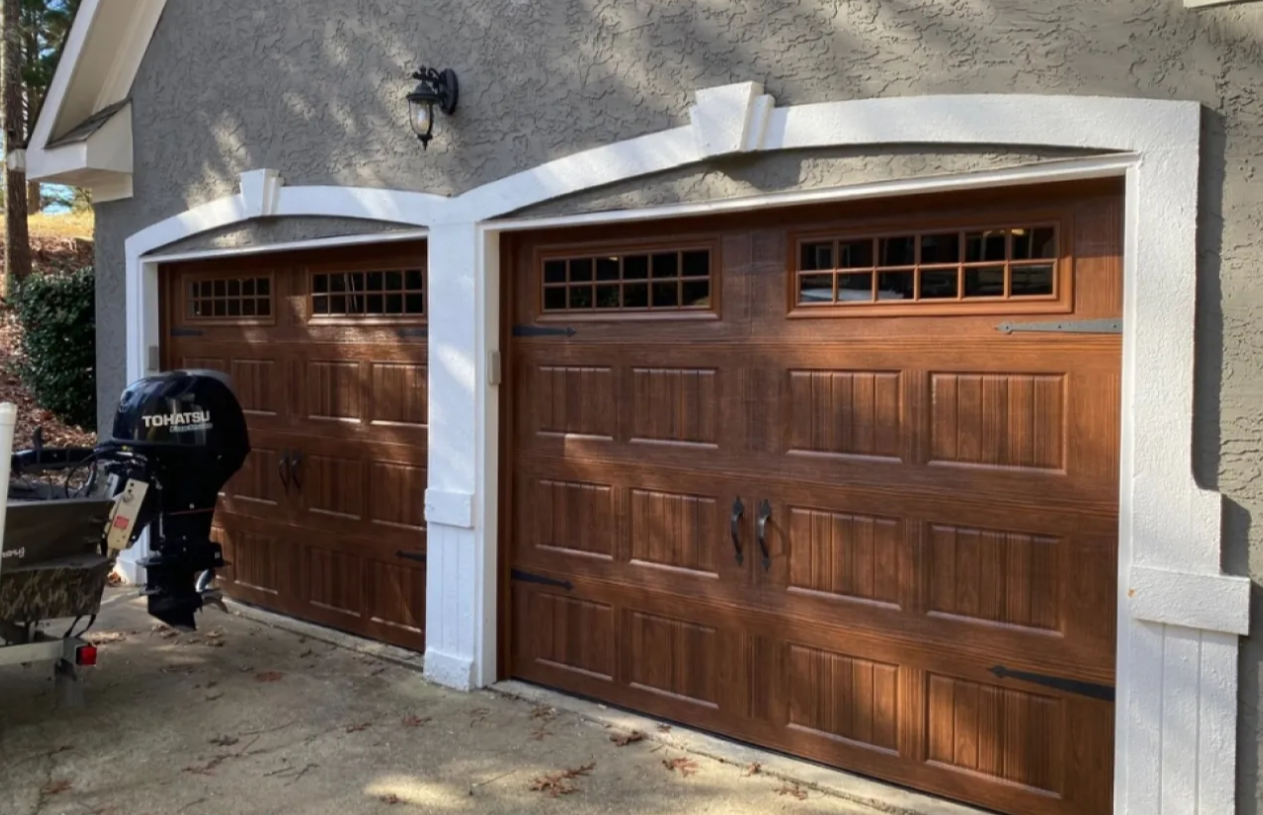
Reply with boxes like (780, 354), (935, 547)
(503, 180), (1122, 815)
(163, 241), (430, 652)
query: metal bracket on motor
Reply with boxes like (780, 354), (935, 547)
(104, 479), (149, 554)
(995, 318), (1122, 335)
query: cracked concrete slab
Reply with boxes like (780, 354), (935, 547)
(0, 589), (952, 815)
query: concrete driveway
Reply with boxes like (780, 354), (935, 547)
(0, 590), (957, 815)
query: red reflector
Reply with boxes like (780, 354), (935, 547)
(75, 644), (98, 666)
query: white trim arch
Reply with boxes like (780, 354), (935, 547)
(120, 88), (1248, 815)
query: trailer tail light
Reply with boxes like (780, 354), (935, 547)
(75, 644), (98, 666)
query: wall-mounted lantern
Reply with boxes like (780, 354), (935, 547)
(406, 67), (459, 150)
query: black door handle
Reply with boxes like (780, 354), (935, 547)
(278, 448), (290, 493)
(290, 451), (304, 491)
(730, 497), (745, 565)
(756, 499), (772, 570)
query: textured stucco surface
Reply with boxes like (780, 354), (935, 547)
(90, 0), (1263, 807)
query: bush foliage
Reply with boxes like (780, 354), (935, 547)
(13, 268), (96, 431)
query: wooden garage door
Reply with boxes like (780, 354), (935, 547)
(505, 181), (1121, 815)
(163, 241), (429, 651)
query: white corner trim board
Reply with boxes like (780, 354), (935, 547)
(120, 88), (1248, 815)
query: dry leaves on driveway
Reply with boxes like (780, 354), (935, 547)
(662, 756), (699, 777)
(610, 730), (645, 746)
(530, 763), (595, 797)
(254, 671), (284, 683)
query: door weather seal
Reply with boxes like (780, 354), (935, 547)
(511, 325), (577, 338)
(989, 665), (1115, 702)
(510, 569), (574, 591)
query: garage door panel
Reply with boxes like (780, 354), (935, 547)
(512, 472), (751, 592)
(508, 187), (1121, 815)
(164, 243), (429, 652)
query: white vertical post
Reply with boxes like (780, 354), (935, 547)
(423, 220), (497, 690)
(0, 402), (15, 584)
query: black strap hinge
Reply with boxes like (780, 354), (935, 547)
(395, 550), (426, 563)
(510, 569), (574, 591)
(512, 325), (576, 338)
(989, 665), (1114, 702)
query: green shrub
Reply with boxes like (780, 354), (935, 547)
(12, 268), (96, 431)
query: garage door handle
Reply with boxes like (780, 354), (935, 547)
(278, 448), (291, 493)
(290, 451), (304, 491)
(756, 499), (772, 570)
(730, 497), (745, 565)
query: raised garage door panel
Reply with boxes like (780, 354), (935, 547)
(163, 242), (429, 651)
(506, 181), (1121, 815)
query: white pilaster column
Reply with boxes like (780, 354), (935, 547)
(422, 220), (499, 690)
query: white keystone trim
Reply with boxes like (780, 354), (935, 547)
(120, 88), (1246, 815)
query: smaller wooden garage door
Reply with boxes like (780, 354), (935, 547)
(162, 241), (429, 650)
(505, 180), (1121, 815)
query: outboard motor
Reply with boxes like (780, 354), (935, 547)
(96, 370), (250, 630)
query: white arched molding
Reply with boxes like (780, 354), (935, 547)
(123, 88), (1248, 815)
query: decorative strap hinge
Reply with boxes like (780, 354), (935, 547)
(512, 325), (577, 338)
(989, 665), (1115, 702)
(510, 569), (574, 591)
(995, 318), (1121, 335)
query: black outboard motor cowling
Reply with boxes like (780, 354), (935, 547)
(97, 370), (250, 630)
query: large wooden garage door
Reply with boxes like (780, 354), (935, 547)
(506, 181), (1121, 815)
(163, 241), (429, 651)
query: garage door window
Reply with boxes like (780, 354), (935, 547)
(541, 247), (712, 313)
(187, 274), (273, 320)
(795, 224), (1060, 309)
(311, 269), (425, 317)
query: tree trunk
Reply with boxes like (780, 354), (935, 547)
(2, 0), (31, 298)
(26, 180), (38, 212)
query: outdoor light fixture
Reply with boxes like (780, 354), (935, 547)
(406, 67), (459, 149)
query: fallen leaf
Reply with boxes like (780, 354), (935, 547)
(184, 755), (229, 775)
(610, 730), (645, 747)
(40, 779), (72, 795)
(345, 722), (372, 733)
(255, 671), (283, 683)
(205, 692), (224, 702)
(662, 756), (699, 777)
(742, 761), (762, 777)
(299, 649), (314, 658)
(209, 735), (239, 747)
(777, 781), (808, 800)
(401, 715), (430, 728)
(657, 724), (672, 733)
(529, 725), (552, 742)
(205, 680), (218, 689)
(529, 763), (595, 797)
(87, 631), (126, 645)
(380, 793), (402, 805)
(530, 705), (556, 721)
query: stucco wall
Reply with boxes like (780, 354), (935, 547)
(92, 1), (1263, 806)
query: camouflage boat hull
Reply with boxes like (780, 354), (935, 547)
(0, 555), (112, 625)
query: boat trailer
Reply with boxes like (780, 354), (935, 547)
(0, 369), (250, 704)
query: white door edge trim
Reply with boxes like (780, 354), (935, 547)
(119, 87), (1244, 815)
